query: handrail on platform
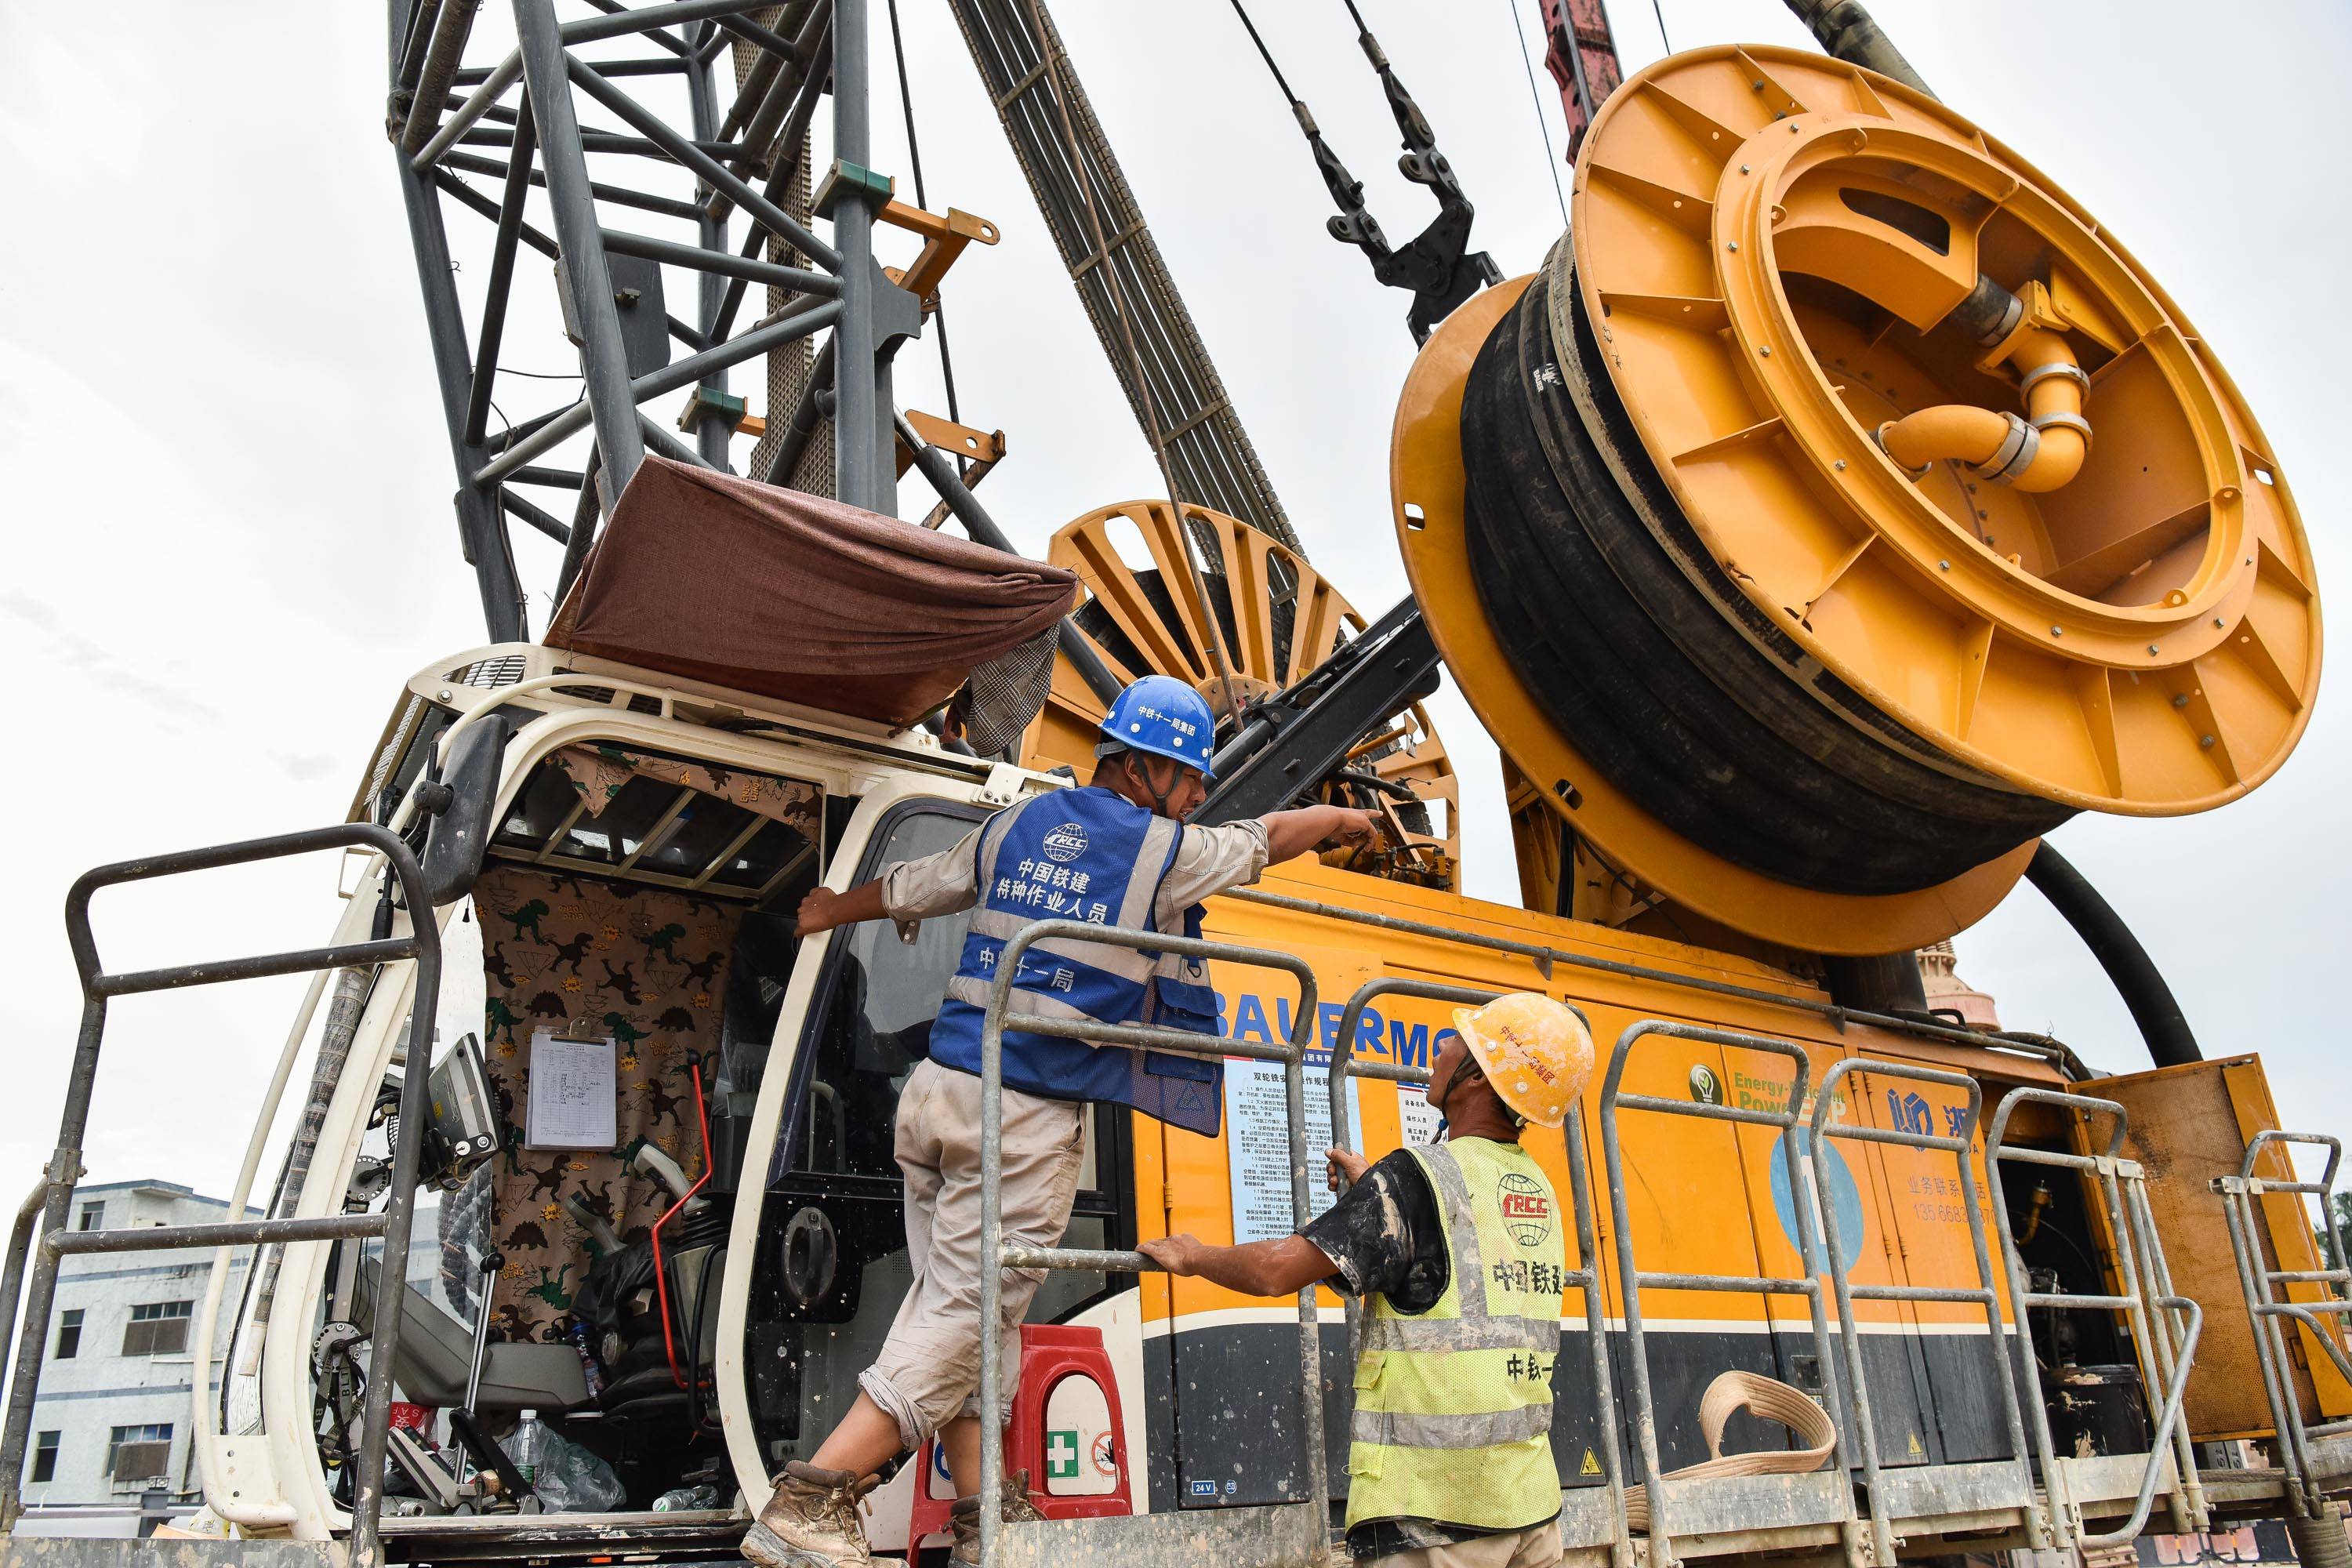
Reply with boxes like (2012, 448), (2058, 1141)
(1985, 1087), (2205, 1549)
(0, 822), (441, 1568)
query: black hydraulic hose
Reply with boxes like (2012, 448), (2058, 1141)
(1457, 272), (2068, 894)
(1780, 0), (1935, 99)
(2023, 842), (2201, 1066)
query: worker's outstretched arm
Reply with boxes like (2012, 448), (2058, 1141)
(1259, 804), (1381, 864)
(1138, 1232), (1334, 1298)
(795, 880), (889, 936)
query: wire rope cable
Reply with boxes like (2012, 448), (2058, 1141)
(1507, 0), (1571, 227)
(886, 0), (964, 434)
(1225, 0), (1305, 108)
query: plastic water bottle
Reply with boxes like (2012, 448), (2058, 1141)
(510, 1410), (549, 1487)
(568, 1321), (605, 1402)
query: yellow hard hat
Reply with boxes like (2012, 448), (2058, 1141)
(1449, 993), (1595, 1129)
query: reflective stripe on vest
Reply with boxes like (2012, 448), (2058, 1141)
(1345, 1138), (1567, 1534)
(923, 788), (1223, 1134)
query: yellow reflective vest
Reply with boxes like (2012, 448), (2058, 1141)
(1345, 1136), (1566, 1533)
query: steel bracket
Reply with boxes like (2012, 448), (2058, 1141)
(815, 158), (896, 218)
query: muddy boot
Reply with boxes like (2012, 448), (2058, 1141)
(740, 1461), (878, 1567)
(946, 1469), (1045, 1566)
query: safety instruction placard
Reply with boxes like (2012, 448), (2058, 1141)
(525, 1030), (617, 1149)
(1397, 1083), (1442, 1148)
(1224, 1058), (1361, 1245)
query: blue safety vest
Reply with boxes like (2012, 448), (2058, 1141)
(926, 788), (1224, 1135)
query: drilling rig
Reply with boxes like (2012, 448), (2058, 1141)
(0, 5), (2340, 1568)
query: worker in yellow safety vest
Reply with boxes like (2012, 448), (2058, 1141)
(1142, 993), (1595, 1568)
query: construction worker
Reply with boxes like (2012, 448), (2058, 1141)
(1141, 992), (1595, 1568)
(744, 673), (1381, 1568)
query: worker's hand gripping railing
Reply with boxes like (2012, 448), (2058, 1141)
(1598, 1022), (1870, 1568)
(0, 825), (441, 1568)
(977, 919), (1327, 1568)
(1984, 1087), (2205, 1549)
(2213, 1131), (2352, 1517)
(1807, 1060), (2048, 1559)
(1329, 978), (1632, 1568)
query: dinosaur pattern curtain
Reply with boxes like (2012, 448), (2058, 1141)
(474, 863), (735, 1342)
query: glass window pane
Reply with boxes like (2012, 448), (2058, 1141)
(635, 798), (760, 880)
(705, 818), (809, 891)
(796, 810), (976, 1177)
(493, 760), (586, 851)
(543, 773), (680, 869)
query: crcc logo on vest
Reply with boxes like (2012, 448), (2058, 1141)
(1041, 822), (1090, 863)
(1497, 1172), (1552, 1247)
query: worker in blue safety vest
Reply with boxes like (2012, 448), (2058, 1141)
(743, 673), (1381, 1568)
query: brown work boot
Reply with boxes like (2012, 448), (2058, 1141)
(740, 1461), (878, 1567)
(946, 1469), (1045, 1566)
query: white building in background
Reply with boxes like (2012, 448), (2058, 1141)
(16, 1181), (246, 1508)
(17, 1180), (437, 1513)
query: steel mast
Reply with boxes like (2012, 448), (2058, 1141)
(387, 0), (932, 641)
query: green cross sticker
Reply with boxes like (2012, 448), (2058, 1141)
(1046, 1429), (1080, 1480)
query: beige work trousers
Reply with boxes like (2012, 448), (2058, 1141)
(1365, 1523), (1565, 1568)
(858, 1058), (1086, 1450)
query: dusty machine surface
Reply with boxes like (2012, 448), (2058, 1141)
(2, 5), (2343, 1568)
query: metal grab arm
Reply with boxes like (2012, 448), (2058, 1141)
(1984, 1087), (2205, 1548)
(1, 822), (441, 1568)
(976, 920), (1325, 1568)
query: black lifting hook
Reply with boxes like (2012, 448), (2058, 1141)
(1231, 0), (1502, 344)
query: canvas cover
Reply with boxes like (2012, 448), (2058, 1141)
(545, 456), (1077, 724)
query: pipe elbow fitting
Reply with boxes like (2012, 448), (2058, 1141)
(1874, 322), (2092, 491)
(2012, 419), (2088, 492)
(1876, 405), (2011, 476)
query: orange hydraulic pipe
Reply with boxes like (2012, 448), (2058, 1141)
(1877, 303), (2089, 493)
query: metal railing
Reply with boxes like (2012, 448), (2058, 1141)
(975, 919), (1326, 1568)
(2215, 1131), (2352, 1518)
(1225, 886), (2092, 1081)
(1984, 1087), (2205, 1549)
(1808, 1058), (2047, 1559)
(0, 824), (441, 1568)
(1328, 978), (1631, 1568)
(1598, 1021), (1868, 1568)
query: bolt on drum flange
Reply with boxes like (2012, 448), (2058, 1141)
(1565, 44), (2318, 815)
(1395, 276), (2036, 954)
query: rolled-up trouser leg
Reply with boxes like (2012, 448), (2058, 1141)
(858, 1059), (1085, 1450)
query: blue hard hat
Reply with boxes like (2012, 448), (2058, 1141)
(1098, 675), (1217, 781)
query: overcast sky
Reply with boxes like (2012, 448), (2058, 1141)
(2, 0), (2347, 1218)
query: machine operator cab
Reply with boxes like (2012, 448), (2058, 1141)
(198, 642), (1134, 1540)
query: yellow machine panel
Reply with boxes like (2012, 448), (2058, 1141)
(2094, 1056), (2352, 1439)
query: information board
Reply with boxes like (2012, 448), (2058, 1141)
(1223, 1058), (1362, 1245)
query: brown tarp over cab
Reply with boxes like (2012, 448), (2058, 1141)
(546, 456), (1076, 726)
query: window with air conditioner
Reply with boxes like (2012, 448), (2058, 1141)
(105, 1424), (172, 1486)
(53, 1309), (81, 1360)
(28, 1432), (58, 1485)
(120, 1301), (192, 1356)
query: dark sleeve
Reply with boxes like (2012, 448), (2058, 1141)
(1301, 1150), (1447, 1309)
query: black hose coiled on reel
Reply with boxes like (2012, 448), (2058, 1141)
(1459, 268), (2071, 895)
